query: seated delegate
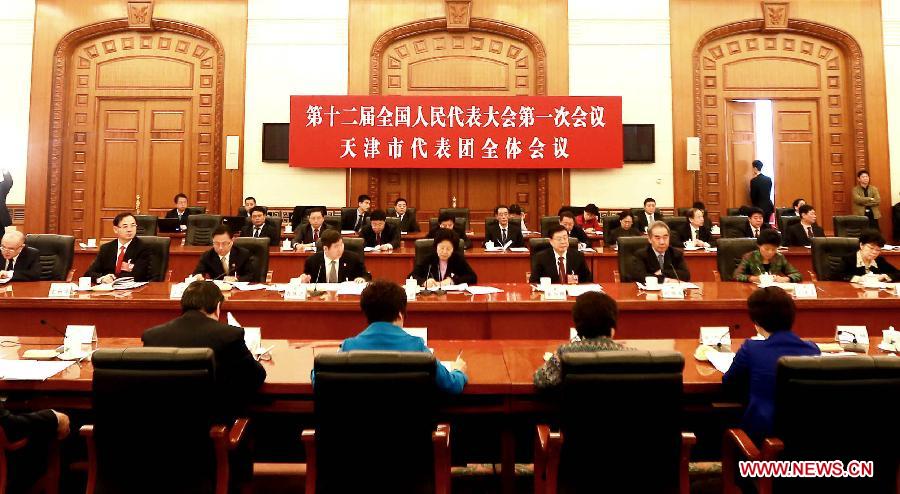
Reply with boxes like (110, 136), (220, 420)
(529, 224), (593, 283)
(733, 230), (801, 283)
(839, 229), (899, 283)
(409, 228), (477, 288)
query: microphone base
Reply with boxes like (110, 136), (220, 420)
(306, 290), (325, 298)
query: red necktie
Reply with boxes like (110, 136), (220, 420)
(313, 228), (319, 241)
(557, 256), (566, 283)
(376, 232), (381, 244)
(114, 245), (126, 275)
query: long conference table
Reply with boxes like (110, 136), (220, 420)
(2, 281), (899, 340)
(0, 336), (893, 494)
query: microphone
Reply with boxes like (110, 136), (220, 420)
(308, 261), (324, 297)
(421, 263), (435, 295)
(40, 319), (66, 339)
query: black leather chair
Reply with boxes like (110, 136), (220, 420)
(630, 207), (645, 220)
(484, 216), (498, 232)
(832, 215), (870, 238)
(676, 207), (690, 217)
(427, 217), (467, 232)
(290, 205), (326, 229)
(540, 216), (561, 238)
(414, 238), (465, 267)
(185, 214), (223, 246)
(534, 351), (694, 494)
(810, 237), (858, 281)
(82, 347), (248, 494)
(386, 206), (416, 218)
(237, 206), (266, 217)
(304, 352), (451, 494)
(385, 216), (402, 240)
(323, 215), (342, 232)
(134, 215), (158, 236)
(726, 207), (742, 216)
(559, 205), (585, 218)
(438, 207), (470, 230)
(616, 236), (650, 282)
(723, 355), (900, 494)
(233, 237), (271, 283)
(600, 215), (620, 235)
(774, 207), (794, 232)
(264, 215), (282, 233)
(715, 238), (758, 281)
(185, 206), (206, 215)
(779, 216), (801, 244)
(138, 235), (171, 282)
(24, 233), (75, 281)
(720, 216), (749, 239)
(662, 216), (688, 243)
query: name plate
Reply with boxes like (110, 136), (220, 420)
(284, 284), (308, 300)
(49, 283), (74, 298)
(836, 325), (869, 345)
(544, 285), (567, 300)
(660, 284), (685, 299)
(169, 282), (187, 299)
(794, 284), (818, 298)
(700, 326), (731, 348)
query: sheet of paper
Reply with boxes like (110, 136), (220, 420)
(226, 312), (242, 328)
(335, 282), (368, 296)
(0, 360), (76, 380)
(0, 276), (11, 284)
(466, 285), (504, 295)
(508, 247), (529, 252)
(363, 246), (377, 252)
(267, 284), (289, 291)
(705, 350), (735, 374)
(340, 230), (355, 235)
(565, 284), (603, 297)
(231, 282), (267, 291)
(677, 282), (700, 289)
(440, 283), (469, 292)
(440, 361), (455, 372)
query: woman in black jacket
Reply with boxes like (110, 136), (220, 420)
(839, 230), (899, 282)
(409, 228), (477, 287)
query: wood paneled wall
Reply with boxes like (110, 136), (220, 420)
(670, 0), (891, 230)
(25, 0), (247, 236)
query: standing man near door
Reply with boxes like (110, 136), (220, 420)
(749, 160), (774, 224)
(851, 170), (881, 230)
(0, 169), (12, 238)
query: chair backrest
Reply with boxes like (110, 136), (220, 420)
(780, 215), (801, 238)
(24, 234), (75, 281)
(385, 216), (401, 240)
(438, 207), (469, 220)
(726, 207), (742, 216)
(715, 238), (758, 281)
(414, 238), (465, 266)
(676, 207), (690, 217)
(386, 206), (416, 218)
(558, 350), (685, 492)
(811, 237), (858, 281)
(324, 215), (342, 231)
(91, 347), (217, 493)
(661, 216), (687, 243)
(233, 237), (270, 282)
(341, 237), (365, 257)
(773, 355), (900, 492)
(540, 216), (561, 238)
(630, 207), (644, 219)
(138, 236), (170, 282)
(617, 236), (650, 282)
(428, 217), (467, 232)
(719, 215), (749, 238)
(290, 205), (326, 228)
(185, 206), (206, 215)
(484, 216), (498, 231)
(264, 215), (282, 232)
(559, 205), (585, 218)
(313, 351), (438, 492)
(774, 207), (794, 231)
(185, 214), (223, 246)
(600, 215), (620, 234)
(134, 215), (158, 236)
(832, 215), (870, 238)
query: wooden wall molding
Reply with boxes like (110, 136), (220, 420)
(691, 17), (867, 218)
(46, 17), (225, 234)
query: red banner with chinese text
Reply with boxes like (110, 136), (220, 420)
(289, 95), (622, 169)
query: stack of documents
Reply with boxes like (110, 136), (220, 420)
(0, 360), (75, 380)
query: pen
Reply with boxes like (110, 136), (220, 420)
(455, 349), (463, 360)
(256, 345), (274, 361)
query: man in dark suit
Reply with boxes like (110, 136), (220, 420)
(300, 229), (371, 283)
(784, 204), (825, 247)
(675, 208), (712, 248)
(240, 206), (280, 246)
(742, 207), (773, 239)
(164, 193), (191, 229)
(635, 197), (663, 232)
(0, 169), (12, 238)
(1, 403), (69, 493)
(341, 194), (371, 231)
(392, 197), (419, 233)
(142, 280), (266, 417)
(750, 160), (775, 222)
(292, 207), (333, 247)
(428, 212), (471, 249)
(722, 287), (819, 440)
(359, 209), (400, 250)
(236, 196), (257, 217)
(84, 212), (154, 283)
(192, 225), (256, 282)
(632, 221), (691, 282)
(529, 224), (592, 283)
(484, 205), (524, 248)
(559, 211), (589, 244)
(0, 231), (42, 282)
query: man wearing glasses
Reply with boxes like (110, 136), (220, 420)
(0, 230), (41, 282)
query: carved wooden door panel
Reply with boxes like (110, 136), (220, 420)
(725, 101), (756, 209)
(773, 100), (819, 208)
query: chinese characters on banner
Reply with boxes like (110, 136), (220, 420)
(289, 95), (623, 169)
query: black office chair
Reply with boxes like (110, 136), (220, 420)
(385, 216), (402, 239)
(386, 206), (416, 218)
(414, 238), (465, 267)
(484, 217), (498, 232)
(138, 235), (171, 282)
(726, 207), (743, 217)
(779, 216), (801, 242)
(715, 238), (758, 282)
(427, 217), (467, 233)
(342, 237), (365, 257)
(616, 236), (650, 282)
(323, 215), (342, 232)
(832, 215), (870, 238)
(774, 207), (794, 232)
(264, 215), (282, 233)
(233, 237), (271, 283)
(810, 237), (858, 281)
(662, 217), (688, 243)
(719, 216), (749, 239)
(237, 206), (266, 217)
(535, 351), (694, 494)
(185, 206), (206, 215)
(723, 355), (900, 494)
(630, 207), (645, 220)
(600, 215), (620, 236)
(24, 233), (75, 281)
(185, 215), (223, 246)
(676, 207), (690, 217)
(540, 216), (561, 238)
(559, 205), (585, 218)
(82, 348), (249, 494)
(290, 205), (326, 229)
(438, 207), (470, 230)
(134, 215), (158, 236)
(304, 352), (451, 494)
